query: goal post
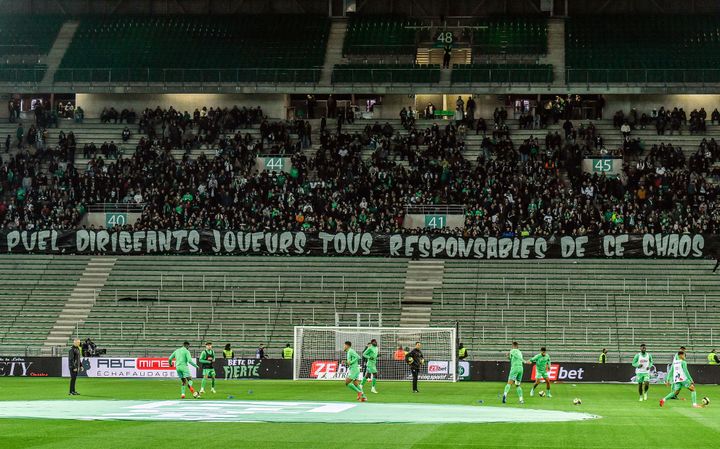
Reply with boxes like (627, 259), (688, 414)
(293, 326), (457, 382)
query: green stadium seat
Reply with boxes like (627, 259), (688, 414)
(566, 15), (720, 83)
(56, 15), (330, 84)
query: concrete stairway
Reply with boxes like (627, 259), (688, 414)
(42, 257), (116, 353)
(400, 260), (445, 327)
(41, 20), (80, 85)
(320, 19), (348, 85)
(439, 67), (452, 86)
(541, 18), (566, 85)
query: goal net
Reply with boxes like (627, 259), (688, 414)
(293, 326), (457, 381)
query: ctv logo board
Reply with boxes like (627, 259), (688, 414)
(530, 364), (584, 381)
(61, 357), (197, 378)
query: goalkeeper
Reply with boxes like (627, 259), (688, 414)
(199, 341), (216, 394)
(361, 339), (379, 394)
(405, 341), (424, 393)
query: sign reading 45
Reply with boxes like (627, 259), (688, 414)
(592, 159), (612, 172)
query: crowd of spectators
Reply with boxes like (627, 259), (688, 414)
(0, 103), (719, 236)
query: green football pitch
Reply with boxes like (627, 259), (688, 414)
(1, 378), (719, 449)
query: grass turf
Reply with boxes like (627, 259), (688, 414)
(0, 378), (719, 449)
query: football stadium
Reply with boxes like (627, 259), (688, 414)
(1, 0), (720, 448)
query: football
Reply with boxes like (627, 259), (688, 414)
(573, 398), (582, 405)
(538, 390), (546, 397)
(702, 397), (710, 406)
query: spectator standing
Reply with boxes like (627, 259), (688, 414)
(405, 341), (424, 393)
(68, 338), (83, 395)
(466, 96), (476, 124)
(15, 123), (23, 149)
(621, 122), (631, 138)
(442, 44), (452, 69)
(256, 344), (267, 359)
(327, 94), (336, 119)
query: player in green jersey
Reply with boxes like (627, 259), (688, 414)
(503, 342), (524, 404)
(343, 341), (367, 402)
(660, 351), (703, 408)
(669, 346), (686, 400)
(199, 341), (216, 395)
(168, 341), (200, 399)
(632, 344), (654, 401)
(528, 347), (552, 398)
(361, 339), (379, 394)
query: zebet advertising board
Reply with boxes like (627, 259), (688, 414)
(61, 357), (197, 378)
(306, 359), (454, 380)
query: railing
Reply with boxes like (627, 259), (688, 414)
(0, 67), (323, 84)
(0, 44), (39, 54)
(87, 203), (145, 213)
(154, 272), (405, 294)
(451, 67), (553, 84)
(104, 287), (403, 311)
(52, 68), (322, 84)
(332, 67), (440, 84)
(566, 68), (720, 84)
(0, 68), (46, 83)
(404, 204), (465, 215)
(343, 44), (418, 55)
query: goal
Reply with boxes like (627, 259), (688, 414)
(293, 326), (457, 381)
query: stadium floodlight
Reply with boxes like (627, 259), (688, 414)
(293, 326), (457, 382)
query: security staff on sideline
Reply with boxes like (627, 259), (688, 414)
(458, 343), (469, 360)
(708, 349), (719, 365)
(283, 343), (294, 359)
(599, 348), (608, 364)
(68, 338), (83, 395)
(223, 343), (234, 359)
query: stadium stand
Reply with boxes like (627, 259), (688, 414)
(332, 63), (441, 84)
(73, 256), (405, 356)
(451, 63), (553, 84)
(0, 64), (47, 83)
(2, 104), (719, 234)
(472, 16), (548, 55)
(55, 15), (330, 83)
(434, 259), (720, 362)
(566, 15), (720, 83)
(0, 255), (89, 354)
(343, 16), (419, 57)
(0, 15), (64, 56)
